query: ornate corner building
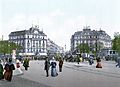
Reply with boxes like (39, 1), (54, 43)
(9, 26), (47, 56)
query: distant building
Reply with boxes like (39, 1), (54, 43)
(9, 26), (47, 57)
(98, 48), (118, 60)
(71, 26), (112, 53)
(47, 38), (64, 57)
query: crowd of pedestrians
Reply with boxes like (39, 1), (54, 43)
(4, 58), (15, 81)
(0, 57), (30, 82)
(0, 58), (15, 81)
(1, 54), (120, 82)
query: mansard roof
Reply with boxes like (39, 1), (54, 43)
(72, 28), (111, 40)
(9, 26), (46, 36)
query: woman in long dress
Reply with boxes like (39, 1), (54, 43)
(50, 57), (58, 77)
(4, 58), (15, 81)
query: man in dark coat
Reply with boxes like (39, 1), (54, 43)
(59, 58), (63, 72)
(44, 58), (50, 77)
(4, 58), (15, 81)
(23, 58), (29, 70)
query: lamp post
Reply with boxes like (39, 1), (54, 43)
(76, 48), (80, 64)
(64, 44), (66, 58)
(8, 44), (11, 57)
(76, 35), (80, 64)
(95, 35), (98, 59)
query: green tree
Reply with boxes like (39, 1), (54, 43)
(0, 40), (9, 55)
(77, 43), (90, 53)
(54, 52), (62, 61)
(98, 42), (104, 51)
(0, 40), (22, 55)
(112, 33), (120, 54)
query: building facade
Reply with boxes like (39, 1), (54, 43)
(9, 26), (47, 56)
(71, 26), (112, 53)
(47, 38), (64, 57)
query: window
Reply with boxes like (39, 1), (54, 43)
(32, 43), (34, 47)
(28, 49), (29, 52)
(27, 43), (30, 47)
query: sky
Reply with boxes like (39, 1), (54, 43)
(0, 0), (120, 51)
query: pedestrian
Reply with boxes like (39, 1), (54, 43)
(0, 60), (4, 80)
(88, 56), (94, 65)
(23, 58), (29, 70)
(77, 56), (80, 64)
(116, 57), (120, 68)
(44, 58), (50, 77)
(16, 59), (20, 68)
(50, 57), (58, 77)
(79, 57), (83, 62)
(59, 58), (63, 72)
(4, 58), (15, 81)
(96, 57), (102, 68)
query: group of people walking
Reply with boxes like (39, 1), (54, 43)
(0, 58), (15, 81)
(0, 57), (30, 82)
(44, 57), (63, 77)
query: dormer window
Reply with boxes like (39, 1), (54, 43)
(34, 30), (38, 34)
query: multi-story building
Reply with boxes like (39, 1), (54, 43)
(9, 26), (47, 56)
(71, 26), (112, 53)
(47, 38), (64, 57)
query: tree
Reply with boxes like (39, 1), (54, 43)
(112, 33), (120, 54)
(0, 40), (22, 55)
(0, 40), (9, 55)
(54, 52), (62, 61)
(77, 43), (90, 53)
(98, 42), (104, 51)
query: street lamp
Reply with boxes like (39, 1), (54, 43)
(76, 35), (80, 64)
(8, 44), (11, 56)
(95, 35), (98, 59)
(76, 48), (80, 64)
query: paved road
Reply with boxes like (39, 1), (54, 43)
(1, 60), (120, 87)
(0, 76), (51, 87)
(20, 60), (120, 87)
